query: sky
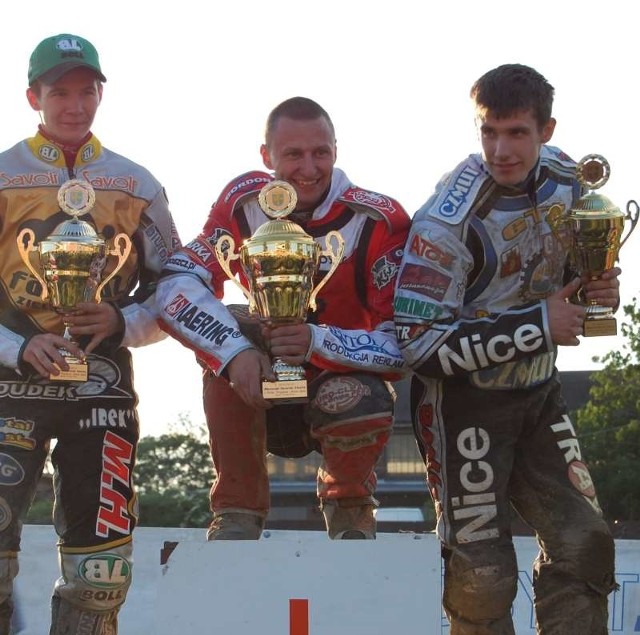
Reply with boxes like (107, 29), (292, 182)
(3, 0), (639, 437)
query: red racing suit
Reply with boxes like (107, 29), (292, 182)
(156, 168), (410, 516)
(0, 130), (180, 631)
(394, 146), (616, 634)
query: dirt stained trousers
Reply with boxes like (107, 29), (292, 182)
(0, 350), (139, 634)
(411, 372), (616, 635)
(203, 369), (394, 517)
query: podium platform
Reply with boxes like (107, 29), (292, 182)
(14, 526), (640, 634)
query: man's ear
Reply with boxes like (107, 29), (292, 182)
(260, 144), (272, 170)
(26, 87), (41, 112)
(541, 117), (556, 143)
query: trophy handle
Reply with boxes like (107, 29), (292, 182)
(214, 235), (256, 312)
(621, 200), (640, 249)
(94, 233), (132, 303)
(308, 230), (345, 312)
(546, 204), (572, 251)
(16, 228), (48, 301)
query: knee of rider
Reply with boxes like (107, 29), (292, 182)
(445, 548), (518, 620)
(306, 373), (394, 439)
(561, 520), (616, 592)
(0, 556), (18, 605)
(56, 543), (133, 612)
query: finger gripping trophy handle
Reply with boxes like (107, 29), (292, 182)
(16, 228), (49, 301)
(214, 235), (255, 312)
(94, 233), (132, 302)
(308, 230), (345, 312)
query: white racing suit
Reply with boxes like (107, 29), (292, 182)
(394, 146), (616, 634)
(156, 169), (410, 534)
(0, 131), (180, 634)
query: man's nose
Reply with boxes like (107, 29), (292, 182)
(494, 135), (510, 158)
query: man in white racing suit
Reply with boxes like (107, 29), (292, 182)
(394, 64), (618, 634)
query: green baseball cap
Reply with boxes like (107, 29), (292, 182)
(28, 33), (107, 85)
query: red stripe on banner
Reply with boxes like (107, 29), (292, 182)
(290, 598), (309, 635)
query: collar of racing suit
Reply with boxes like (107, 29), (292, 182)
(26, 126), (103, 173)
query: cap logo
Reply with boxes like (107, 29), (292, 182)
(55, 37), (84, 53)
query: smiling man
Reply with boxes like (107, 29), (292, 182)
(394, 64), (619, 634)
(157, 97), (410, 541)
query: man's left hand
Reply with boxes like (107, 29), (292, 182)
(582, 266), (621, 308)
(267, 323), (311, 366)
(67, 302), (121, 354)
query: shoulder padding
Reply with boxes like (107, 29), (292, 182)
(213, 171), (273, 220)
(339, 187), (410, 233)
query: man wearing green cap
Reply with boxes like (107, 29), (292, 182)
(0, 34), (180, 634)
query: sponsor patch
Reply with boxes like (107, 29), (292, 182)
(79, 553), (131, 588)
(0, 453), (25, 485)
(398, 264), (451, 301)
(409, 233), (455, 268)
(393, 296), (444, 321)
(0, 496), (12, 531)
(567, 460), (596, 498)
(312, 376), (372, 414)
(342, 189), (397, 215)
(371, 254), (398, 290)
(499, 246), (522, 278)
(0, 418), (36, 450)
(432, 165), (481, 224)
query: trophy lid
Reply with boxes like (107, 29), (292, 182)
(571, 154), (623, 219)
(250, 218), (314, 243)
(48, 217), (102, 242)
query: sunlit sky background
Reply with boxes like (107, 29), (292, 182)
(3, 0), (638, 436)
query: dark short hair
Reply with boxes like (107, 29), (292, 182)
(470, 64), (554, 128)
(265, 97), (335, 146)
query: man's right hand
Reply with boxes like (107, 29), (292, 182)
(546, 278), (586, 346)
(21, 333), (85, 378)
(226, 348), (276, 409)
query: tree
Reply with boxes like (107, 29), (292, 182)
(575, 301), (640, 521)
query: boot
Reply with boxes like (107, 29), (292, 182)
(321, 498), (377, 539)
(206, 512), (265, 540)
(50, 596), (118, 635)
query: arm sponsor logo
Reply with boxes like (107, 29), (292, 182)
(371, 253), (399, 290)
(342, 189), (397, 214)
(163, 294), (240, 345)
(436, 165), (480, 220)
(166, 256), (196, 271)
(394, 296), (444, 321)
(398, 263), (452, 302)
(409, 233), (455, 268)
(223, 176), (271, 203)
(325, 327), (404, 361)
(185, 238), (215, 263)
(438, 325), (544, 375)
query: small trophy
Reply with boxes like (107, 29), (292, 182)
(548, 155), (638, 337)
(16, 179), (132, 381)
(215, 180), (345, 402)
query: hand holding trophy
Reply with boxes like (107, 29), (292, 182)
(215, 180), (345, 402)
(17, 179), (132, 381)
(548, 155), (638, 336)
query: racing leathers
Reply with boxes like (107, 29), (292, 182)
(156, 168), (410, 537)
(0, 130), (180, 634)
(394, 146), (616, 634)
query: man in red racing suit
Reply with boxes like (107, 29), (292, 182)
(156, 97), (410, 539)
(394, 65), (618, 634)
(0, 34), (180, 634)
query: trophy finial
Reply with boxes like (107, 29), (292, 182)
(576, 154), (610, 191)
(57, 179), (96, 218)
(258, 180), (298, 219)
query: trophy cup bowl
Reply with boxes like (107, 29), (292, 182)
(16, 179), (131, 381)
(548, 155), (638, 337)
(215, 180), (345, 402)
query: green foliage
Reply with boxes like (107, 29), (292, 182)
(575, 301), (640, 521)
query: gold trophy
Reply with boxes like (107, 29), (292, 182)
(215, 180), (345, 402)
(16, 179), (132, 381)
(548, 154), (638, 337)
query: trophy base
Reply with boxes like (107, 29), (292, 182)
(50, 356), (88, 382)
(583, 317), (617, 337)
(262, 379), (308, 404)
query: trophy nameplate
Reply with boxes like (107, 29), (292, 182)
(215, 180), (345, 403)
(17, 179), (132, 381)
